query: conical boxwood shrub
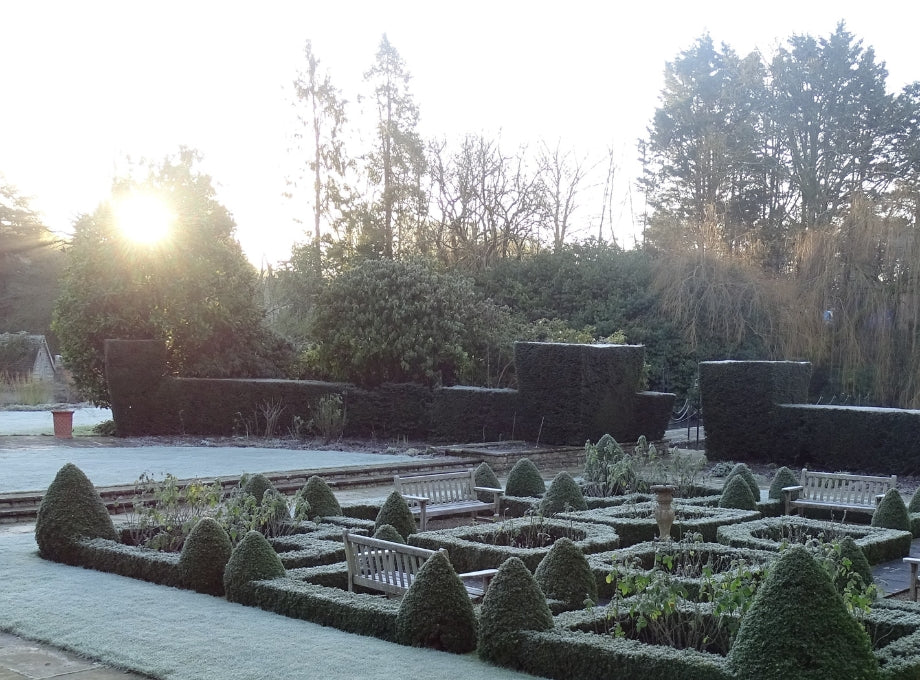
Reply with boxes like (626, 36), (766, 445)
(871, 489), (910, 532)
(300, 475), (342, 519)
(534, 537), (597, 608)
(724, 462), (760, 503)
(832, 535), (873, 594)
(768, 466), (800, 500)
(179, 517), (232, 595)
(373, 523), (405, 544)
(728, 545), (879, 680)
(240, 473), (275, 503)
(35, 463), (117, 564)
(908, 488), (920, 514)
(474, 462), (502, 503)
(375, 491), (417, 538)
(478, 556), (553, 667)
(223, 530), (286, 603)
(396, 551), (478, 653)
(540, 472), (587, 515)
(504, 458), (546, 498)
(719, 474), (758, 511)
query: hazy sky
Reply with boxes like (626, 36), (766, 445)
(3, 1), (918, 265)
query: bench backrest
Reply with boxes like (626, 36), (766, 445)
(394, 469), (478, 505)
(342, 529), (438, 596)
(799, 469), (896, 506)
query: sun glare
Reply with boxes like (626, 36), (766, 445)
(112, 192), (173, 244)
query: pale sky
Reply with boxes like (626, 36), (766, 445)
(2, 1), (918, 266)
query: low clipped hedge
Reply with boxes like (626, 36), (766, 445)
(500, 495), (541, 517)
(409, 518), (619, 572)
(587, 541), (776, 600)
(715, 515), (912, 564)
(70, 538), (182, 587)
(558, 504), (761, 547)
(268, 535), (346, 569)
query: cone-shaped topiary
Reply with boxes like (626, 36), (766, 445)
(871, 488), (910, 531)
(832, 535), (873, 594)
(540, 472), (588, 515)
(478, 556), (553, 667)
(534, 537), (597, 608)
(35, 463), (117, 564)
(396, 551), (478, 653)
(240, 473), (275, 503)
(178, 517), (232, 595)
(375, 490), (417, 538)
(223, 530), (286, 603)
(474, 462), (502, 503)
(719, 474), (758, 511)
(724, 462), (760, 503)
(504, 458), (546, 498)
(728, 545), (879, 680)
(768, 466), (801, 500)
(909, 488), (920, 514)
(373, 523), (405, 544)
(301, 475), (342, 519)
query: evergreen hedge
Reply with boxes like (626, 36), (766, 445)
(768, 466), (800, 500)
(375, 491), (417, 538)
(723, 463), (760, 502)
(474, 462), (503, 503)
(373, 524), (406, 544)
(534, 537), (597, 608)
(240, 473), (276, 503)
(872, 489), (911, 532)
(718, 475), (758, 511)
(178, 517), (232, 595)
(540, 472), (588, 515)
(301, 476), (342, 519)
(504, 458), (546, 498)
(223, 530), (286, 603)
(35, 463), (118, 565)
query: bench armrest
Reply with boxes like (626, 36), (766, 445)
(474, 486), (503, 515)
(782, 485), (803, 515)
(400, 494), (429, 504)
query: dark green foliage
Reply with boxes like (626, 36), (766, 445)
(395, 551), (478, 653)
(223, 530), (286, 603)
(474, 462), (502, 503)
(178, 517), (232, 595)
(872, 489), (910, 532)
(768, 466), (800, 500)
(301, 476), (342, 519)
(540, 472), (588, 515)
(718, 474), (758, 511)
(505, 458), (546, 498)
(910, 487), (920, 514)
(70, 537), (182, 587)
(375, 491), (417, 538)
(373, 524), (405, 544)
(728, 546), (879, 680)
(834, 536), (873, 592)
(534, 537), (597, 608)
(241, 473), (275, 503)
(478, 556), (554, 667)
(35, 463), (117, 564)
(724, 463), (760, 502)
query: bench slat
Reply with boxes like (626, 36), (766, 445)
(784, 469), (896, 516)
(394, 470), (501, 531)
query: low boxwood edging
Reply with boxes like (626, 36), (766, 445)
(408, 518), (619, 572)
(268, 535), (346, 569)
(587, 541), (776, 599)
(501, 495), (541, 517)
(583, 493), (653, 510)
(244, 576), (400, 641)
(72, 538), (182, 587)
(715, 516), (912, 564)
(287, 562), (350, 590)
(557, 504), (761, 547)
(341, 500), (384, 521)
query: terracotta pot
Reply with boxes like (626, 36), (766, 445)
(651, 484), (676, 541)
(52, 410), (74, 439)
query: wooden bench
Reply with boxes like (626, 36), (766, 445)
(783, 469), (896, 516)
(394, 469), (502, 531)
(903, 558), (920, 601)
(342, 529), (498, 599)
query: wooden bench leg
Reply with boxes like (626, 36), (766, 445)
(912, 562), (919, 602)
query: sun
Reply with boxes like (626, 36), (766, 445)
(112, 191), (173, 244)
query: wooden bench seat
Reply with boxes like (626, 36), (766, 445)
(342, 529), (497, 599)
(783, 469), (896, 516)
(394, 469), (502, 531)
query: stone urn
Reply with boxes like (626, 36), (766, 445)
(651, 484), (676, 541)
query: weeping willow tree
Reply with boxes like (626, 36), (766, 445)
(786, 196), (920, 407)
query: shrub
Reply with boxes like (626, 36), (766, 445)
(178, 517), (232, 595)
(718, 474), (758, 511)
(872, 489), (910, 532)
(728, 545), (879, 680)
(395, 551), (478, 653)
(540, 472), (588, 515)
(35, 463), (117, 564)
(240, 473), (276, 503)
(375, 491), (417, 538)
(768, 466), (800, 500)
(724, 463), (760, 502)
(534, 537), (597, 608)
(223, 530), (286, 603)
(909, 487), (920, 514)
(505, 458), (546, 498)
(373, 524), (405, 544)
(474, 462), (502, 503)
(300, 476), (342, 519)
(478, 556), (554, 667)
(833, 535), (873, 592)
